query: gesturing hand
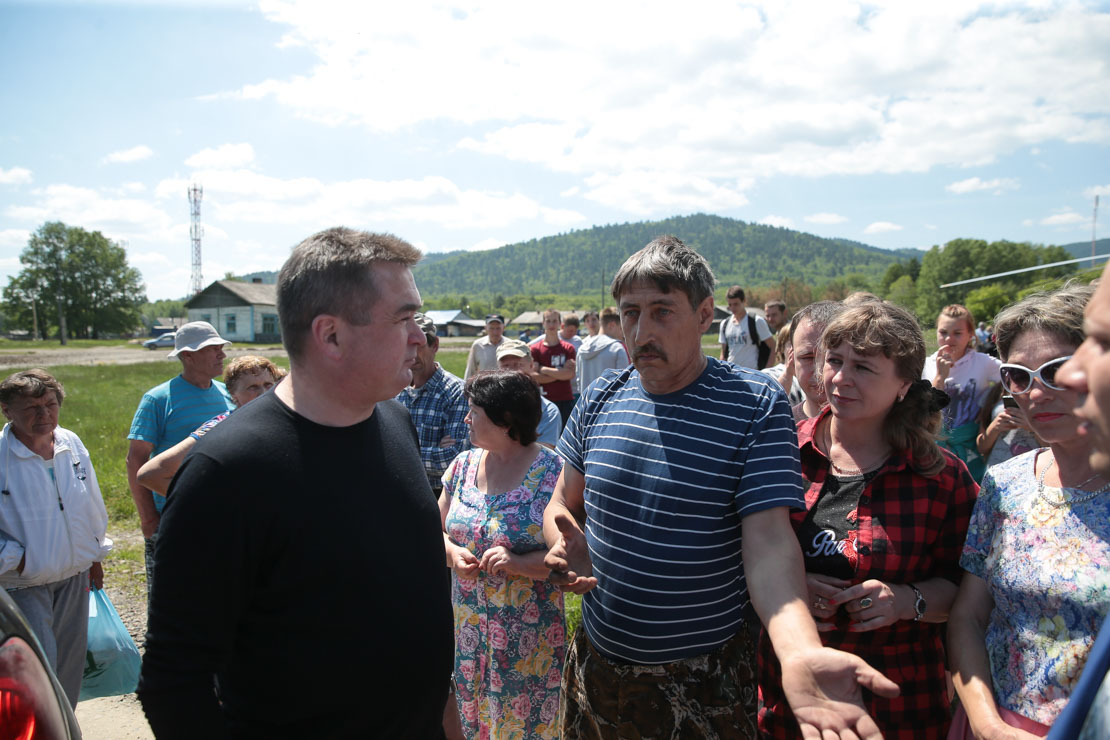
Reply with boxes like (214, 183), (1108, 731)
(544, 512), (597, 594)
(781, 646), (900, 740)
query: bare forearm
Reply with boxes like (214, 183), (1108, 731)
(744, 511), (822, 659)
(949, 597), (1006, 734)
(509, 550), (553, 580)
(126, 451), (158, 521)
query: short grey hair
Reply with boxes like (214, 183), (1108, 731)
(277, 227), (422, 359)
(993, 283), (1094, 361)
(610, 235), (716, 309)
(788, 301), (846, 344)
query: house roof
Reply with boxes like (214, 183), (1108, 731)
(424, 309), (476, 325)
(186, 280), (276, 309)
(511, 310), (585, 325)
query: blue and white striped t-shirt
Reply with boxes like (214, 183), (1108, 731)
(556, 356), (804, 665)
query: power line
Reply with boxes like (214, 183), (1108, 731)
(939, 253), (1109, 289)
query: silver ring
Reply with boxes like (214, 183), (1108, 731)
(859, 597), (873, 609)
(812, 599), (822, 609)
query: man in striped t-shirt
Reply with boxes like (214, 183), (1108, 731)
(544, 236), (898, 739)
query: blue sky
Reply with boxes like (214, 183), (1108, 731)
(1, 0), (1108, 300)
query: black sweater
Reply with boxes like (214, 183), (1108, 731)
(138, 393), (453, 739)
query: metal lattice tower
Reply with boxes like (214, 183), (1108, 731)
(188, 184), (204, 296)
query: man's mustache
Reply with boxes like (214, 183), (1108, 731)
(632, 344), (668, 363)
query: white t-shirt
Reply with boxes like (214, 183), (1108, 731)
(922, 350), (1002, 429)
(719, 313), (772, 369)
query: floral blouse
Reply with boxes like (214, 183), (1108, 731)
(961, 449), (1110, 724)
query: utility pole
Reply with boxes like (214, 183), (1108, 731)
(189, 184), (204, 296)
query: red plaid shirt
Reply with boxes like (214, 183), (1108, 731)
(759, 407), (978, 739)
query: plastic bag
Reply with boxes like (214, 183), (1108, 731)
(79, 588), (141, 700)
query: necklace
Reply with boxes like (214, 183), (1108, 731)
(1036, 456), (1110, 508)
(823, 421), (888, 476)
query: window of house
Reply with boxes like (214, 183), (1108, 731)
(226, 314), (236, 334)
(262, 314), (277, 334)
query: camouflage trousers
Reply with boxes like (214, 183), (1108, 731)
(560, 627), (758, 739)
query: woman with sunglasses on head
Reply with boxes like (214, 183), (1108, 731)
(925, 304), (1003, 482)
(759, 300), (978, 739)
(949, 284), (1108, 739)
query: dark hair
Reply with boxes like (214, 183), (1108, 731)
(277, 227), (422, 359)
(726, 285), (746, 301)
(611, 235), (716, 309)
(764, 299), (786, 312)
(600, 306), (620, 326)
(563, 316), (580, 328)
(465, 370), (542, 446)
(822, 301), (945, 476)
(992, 283), (1094, 361)
(0, 369), (65, 406)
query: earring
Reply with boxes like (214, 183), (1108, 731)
(897, 394), (906, 402)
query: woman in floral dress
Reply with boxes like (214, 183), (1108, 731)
(440, 370), (566, 740)
(950, 284), (1109, 738)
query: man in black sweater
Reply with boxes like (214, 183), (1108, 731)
(138, 228), (453, 738)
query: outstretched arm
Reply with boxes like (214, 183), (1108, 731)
(542, 465), (596, 594)
(743, 507), (899, 740)
(137, 437), (197, 498)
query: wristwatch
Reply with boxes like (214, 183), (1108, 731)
(909, 583), (926, 621)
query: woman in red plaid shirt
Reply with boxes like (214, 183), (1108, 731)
(759, 300), (979, 739)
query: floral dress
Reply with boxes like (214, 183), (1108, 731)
(442, 447), (565, 740)
(961, 449), (1110, 724)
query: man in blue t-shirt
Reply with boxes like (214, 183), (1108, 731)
(126, 321), (234, 595)
(543, 236), (898, 740)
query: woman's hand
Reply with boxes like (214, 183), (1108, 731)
(806, 573), (850, 631)
(831, 579), (910, 632)
(933, 348), (954, 387)
(478, 546), (515, 577)
(448, 545), (480, 580)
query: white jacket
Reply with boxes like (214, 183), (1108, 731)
(0, 424), (111, 588)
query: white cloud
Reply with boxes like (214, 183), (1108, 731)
(102, 145), (153, 164)
(582, 171), (748, 215)
(1041, 211), (1085, 226)
(0, 229), (29, 249)
(864, 221), (903, 234)
(759, 215), (795, 229)
(805, 212), (847, 224)
(467, 238), (505, 252)
(185, 143), (256, 169)
(924, 223), (938, 230)
(0, 167), (32, 185)
(1085, 184), (1110, 198)
(220, 0), (1110, 210)
(1022, 219), (1034, 226)
(946, 176), (1020, 194)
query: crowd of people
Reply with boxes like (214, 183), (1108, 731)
(1, 224), (1107, 740)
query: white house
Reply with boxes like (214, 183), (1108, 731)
(185, 280), (280, 343)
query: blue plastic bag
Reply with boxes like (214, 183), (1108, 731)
(79, 588), (141, 700)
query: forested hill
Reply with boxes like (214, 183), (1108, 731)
(410, 213), (921, 296)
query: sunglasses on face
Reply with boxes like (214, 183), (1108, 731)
(998, 355), (1072, 395)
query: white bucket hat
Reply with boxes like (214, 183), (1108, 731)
(168, 321), (231, 358)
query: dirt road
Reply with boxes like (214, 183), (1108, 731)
(0, 343), (288, 370)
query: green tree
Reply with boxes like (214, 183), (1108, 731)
(2, 222), (147, 342)
(964, 283), (1014, 326)
(886, 274), (917, 313)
